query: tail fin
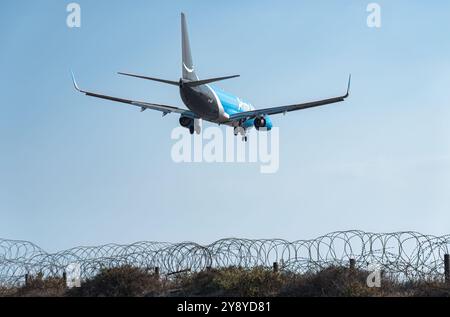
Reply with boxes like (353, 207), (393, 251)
(181, 13), (198, 81)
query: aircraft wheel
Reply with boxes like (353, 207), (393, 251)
(235, 127), (246, 137)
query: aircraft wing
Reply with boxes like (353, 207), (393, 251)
(227, 75), (351, 122)
(71, 73), (198, 118)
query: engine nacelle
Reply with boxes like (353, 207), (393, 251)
(254, 117), (267, 130)
(180, 117), (201, 135)
(179, 116), (194, 128)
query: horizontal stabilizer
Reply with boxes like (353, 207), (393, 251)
(118, 72), (240, 88)
(118, 72), (180, 86)
(184, 75), (240, 87)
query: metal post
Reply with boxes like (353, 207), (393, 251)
(349, 259), (356, 270)
(63, 272), (67, 285)
(154, 267), (160, 279)
(273, 262), (279, 273)
(445, 254), (449, 283)
(25, 274), (29, 287)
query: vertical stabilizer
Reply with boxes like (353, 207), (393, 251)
(181, 13), (198, 80)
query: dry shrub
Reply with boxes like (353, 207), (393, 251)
(405, 281), (450, 297)
(66, 265), (163, 297)
(3, 265), (450, 297)
(177, 267), (286, 297)
(280, 266), (399, 297)
(13, 275), (66, 297)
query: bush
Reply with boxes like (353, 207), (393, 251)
(280, 266), (397, 297)
(66, 266), (162, 297)
(13, 274), (66, 297)
(3, 265), (450, 297)
(177, 267), (286, 297)
(407, 281), (450, 297)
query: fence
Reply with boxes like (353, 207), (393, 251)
(1, 230), (450, 291)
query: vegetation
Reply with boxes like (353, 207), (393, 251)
(3, 266), (450, 297)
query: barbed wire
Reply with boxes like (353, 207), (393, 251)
(1, 231), (450, 291)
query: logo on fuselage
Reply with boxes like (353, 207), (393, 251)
(237, 97), (253, 112)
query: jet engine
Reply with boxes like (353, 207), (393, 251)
(179, 116), (201, 135)
(254, 117), (267, 130)
(179, 116), (194, 128)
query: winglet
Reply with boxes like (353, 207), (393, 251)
(71, 71), (82, 92)
(345, 74), (352, 98)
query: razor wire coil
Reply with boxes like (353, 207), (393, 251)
(1, 231), (449, 291)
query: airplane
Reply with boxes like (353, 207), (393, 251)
(72, 13), (351, 142)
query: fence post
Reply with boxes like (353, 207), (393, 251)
(25, 274), (29, 287)
(349, 259), (356, 270)
(62, 272), (67, 286)
(273, 262), (279, 273)
(154, 267), (160, 279)
(445, 254), (450, 283)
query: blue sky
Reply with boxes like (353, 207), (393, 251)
(1, 0), (450, 251)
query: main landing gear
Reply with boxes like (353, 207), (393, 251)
(234, 127), (248, 142)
